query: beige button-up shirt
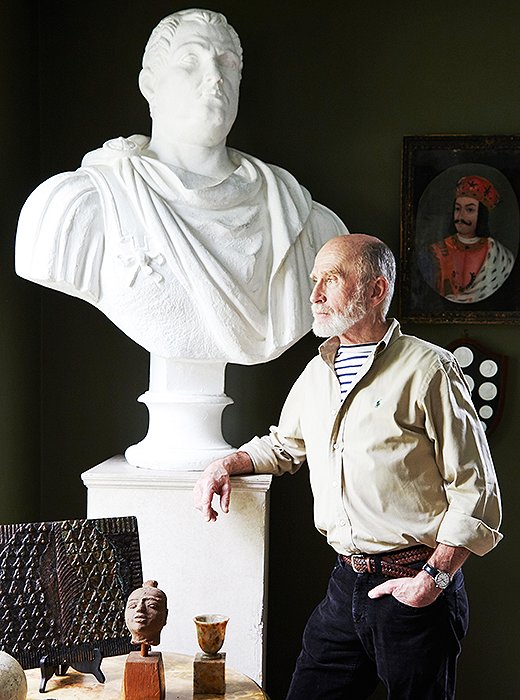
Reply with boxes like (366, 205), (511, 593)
(241, 320), (502, 557)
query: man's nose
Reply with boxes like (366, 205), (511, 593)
(136, 598), (147, 612)
(310, 281), (325, 303)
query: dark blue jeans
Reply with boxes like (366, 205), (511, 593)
(285, 556), (469, 700)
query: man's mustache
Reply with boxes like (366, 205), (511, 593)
(454, 218), (473, 226)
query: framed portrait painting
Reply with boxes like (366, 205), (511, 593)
(400, 135), (520, 323)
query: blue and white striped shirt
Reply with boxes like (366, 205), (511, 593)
(334, 343), (377, 399)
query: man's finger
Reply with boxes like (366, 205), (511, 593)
(194, 481), (215, 519)
(219, 479), (231, 513)
(206, 506), (218, 522)
(368, 579), (398, 599)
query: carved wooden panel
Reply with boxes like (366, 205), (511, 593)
(0, 516), (142, 670)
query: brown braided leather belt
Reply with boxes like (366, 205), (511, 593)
(341, 544), (433, 578)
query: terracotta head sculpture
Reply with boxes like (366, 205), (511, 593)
(125, 580), (168, 646)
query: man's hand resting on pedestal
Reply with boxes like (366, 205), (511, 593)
(194, 452), (254, 522)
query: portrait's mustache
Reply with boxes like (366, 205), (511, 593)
(454, 218), (472, 226)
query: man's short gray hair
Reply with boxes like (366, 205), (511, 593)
(142, 8), (243, 77)
(356, 239), (396, 315)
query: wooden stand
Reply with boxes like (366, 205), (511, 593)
(193, 652), (226, 695)
(39, 648), (105, 692)
(122, 645), (165, 700)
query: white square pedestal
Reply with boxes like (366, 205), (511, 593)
(82, 456), (272, 686)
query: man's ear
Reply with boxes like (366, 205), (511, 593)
(139, 67), (154, 103)
(371, 276), (389, 308)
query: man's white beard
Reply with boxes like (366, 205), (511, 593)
(312, 293), (367, 338)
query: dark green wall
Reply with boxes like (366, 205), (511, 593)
(0, 3), (40, 523)
(5, 0), (518, 697)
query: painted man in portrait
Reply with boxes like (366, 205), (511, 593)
(422, 175), (514, 303)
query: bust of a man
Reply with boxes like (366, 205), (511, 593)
(15, 8), (346, 365)
(125, 580), (168, 647)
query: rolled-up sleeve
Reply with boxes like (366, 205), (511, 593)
(239, 373), (308, 476)
(423, 358), (503, 556)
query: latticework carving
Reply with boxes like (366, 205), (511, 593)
(0, 516), (142, 669)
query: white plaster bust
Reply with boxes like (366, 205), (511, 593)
(15, 8), (346, 365)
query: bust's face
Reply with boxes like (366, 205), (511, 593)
(125, 587), (167, 645)
(149, 20), (241, 147)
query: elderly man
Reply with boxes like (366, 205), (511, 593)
(15, 8), (345, 364)
(194, 234), (502, 699)
(425, 175), (514, 303)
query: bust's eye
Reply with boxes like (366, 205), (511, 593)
(179, 53), (198, 67)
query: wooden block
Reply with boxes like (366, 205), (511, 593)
(193, 652), (226, 694)
(123, 651), (165, 700)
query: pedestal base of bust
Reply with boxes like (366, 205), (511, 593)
(82, 456), (272, 686)
(125, 389), (234, 470)
(125, 357), (235, 471)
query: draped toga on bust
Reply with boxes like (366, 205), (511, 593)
(16, 135), (347, 363)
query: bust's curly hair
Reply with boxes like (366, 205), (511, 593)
(141, 8), (243, 79)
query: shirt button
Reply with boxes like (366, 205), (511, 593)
(332, 480), (338, 487)
(333, 442), (340, 450)
(339, 520), (346, 527)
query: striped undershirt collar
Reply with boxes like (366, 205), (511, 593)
(318, 319), (399, 366)
(334, 342), (377, 400)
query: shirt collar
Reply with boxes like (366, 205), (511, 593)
(318, 318), (401, 367)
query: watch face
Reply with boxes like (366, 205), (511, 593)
(435, 571), (451, 589)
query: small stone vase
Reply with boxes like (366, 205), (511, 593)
(193, 614), (229, 657)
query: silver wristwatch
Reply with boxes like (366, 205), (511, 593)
(422, 562), (451, 589)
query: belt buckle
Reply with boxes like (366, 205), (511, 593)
(350, 554), (366, 573)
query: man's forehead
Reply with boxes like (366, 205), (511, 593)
(311, 256), (345, 278)
(312, 243), (352, 274)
